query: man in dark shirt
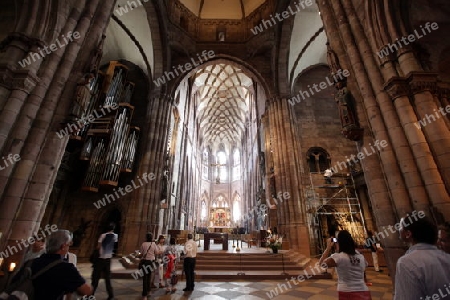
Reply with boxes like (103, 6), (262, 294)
(13, 229), (92, 300)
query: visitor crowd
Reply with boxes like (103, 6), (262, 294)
(1, 217), (449, 300)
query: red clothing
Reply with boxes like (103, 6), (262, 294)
(164, 254), (176, 279)
(338, 291), (372, 300)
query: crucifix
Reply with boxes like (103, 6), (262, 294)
(210, 163), (226, 183)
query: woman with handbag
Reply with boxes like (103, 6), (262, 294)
(139, 233), (157, 300)
(163, 237), (179, 293)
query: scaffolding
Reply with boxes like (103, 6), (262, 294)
(306, 172), (367, 256)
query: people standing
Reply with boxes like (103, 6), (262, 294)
(140, 233), (157, 300)
(91, 223), (118, 300)
(63, 248), (79, 300)
(9, 230), (92, 299)
(153, 235), (166, 288)
(364, 231), (381, 272)
(164, 237), (179, 293)
(319, 230), (372, 300)
(183, 233), (198, 292)
(394, 213), (450, 300)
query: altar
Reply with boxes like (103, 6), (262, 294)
(204, 233), (229, 250)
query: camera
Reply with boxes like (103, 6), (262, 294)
(332, 237), (337, 243)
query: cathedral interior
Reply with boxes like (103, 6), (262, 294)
(0, 0), (449, 293)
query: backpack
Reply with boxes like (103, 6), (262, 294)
(0, 259), (62, 300)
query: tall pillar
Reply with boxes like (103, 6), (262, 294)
(120, 96), (172, 254)
(317, 0), (410, 281)
(0, 0), (116, 268)
(365, 0), (449, 216)
(267, 97), (310, 256)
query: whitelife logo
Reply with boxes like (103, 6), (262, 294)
(377, 22), (439, 59)
(0, 224), (58, 258)
(364, 210), (425, 247)
(56, 103), (119, 139)
(0, 153), (21, 171)
(18, 31), (81, 68)
(153, 50), (216, 87)
(288, 69), (350, 106)
(250, 0), (314, 35)
(93, 172), (156, 209)
(330, 139), (388, 174)
(115, 0), (149, 16)
(414, 104), (450, 129)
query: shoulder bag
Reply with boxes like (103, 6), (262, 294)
(138, 242), (153, 270)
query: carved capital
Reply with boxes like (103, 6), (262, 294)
(383, 77), (410, 100)
(407, 72), (438, 95)
(0, 32), (45, 52)
(437, 82), (450, 99)
(0, 64), (39, 92)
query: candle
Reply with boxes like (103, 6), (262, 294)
(9, 262), (16, 272)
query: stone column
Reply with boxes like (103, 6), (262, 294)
(267, 97), (310, 256)
(317, 0), (408, 282)
(408, 74), (450, 192)
(0, 0), (115, 266)
(120, 96), (172, 254)
(364, 0), (450, 217)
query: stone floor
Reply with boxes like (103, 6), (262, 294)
(78, 264), (393, 300)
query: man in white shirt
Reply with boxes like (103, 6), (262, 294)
(183, 233), (198, 292)
(394, 213), (450, 300)
(92, 223), (118, 300)
(324, 168), (333, 184)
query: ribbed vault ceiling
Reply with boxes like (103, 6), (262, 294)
(180, 0), (266, 19)
(194, 64), (253, 147)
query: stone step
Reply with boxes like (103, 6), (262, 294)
(113, 249), (332, 280)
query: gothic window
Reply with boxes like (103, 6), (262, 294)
(233, 148), (240, 180)
(213, 195), (228, 208)
(307, 148), (330, 173)
(233, 194), (241, 222)
(201, 201), (207, 221)
(202, 149), (208, 180)
(216, 151), (227, 182)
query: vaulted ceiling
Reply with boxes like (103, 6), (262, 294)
(193, 64), (253, 147)
(179, 0), (266, 19)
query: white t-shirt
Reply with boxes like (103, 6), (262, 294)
(98, 232), (118, 258)
(330, 251), (368, 292)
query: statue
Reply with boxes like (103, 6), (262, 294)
(88, 35), (106, 76)
(335, 82), (357, 128)
(327, 42), (364, 141)
(334, 81), (364, 141)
